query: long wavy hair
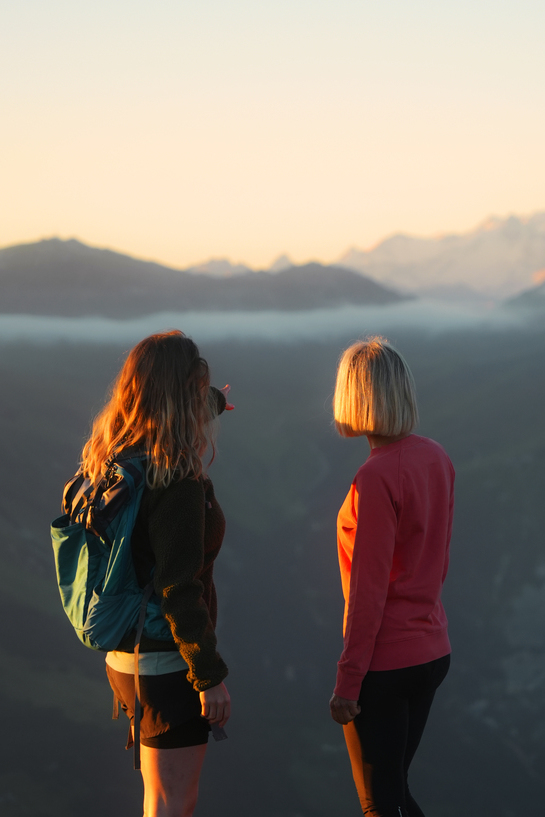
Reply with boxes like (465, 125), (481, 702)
(81, 331), (215, 488)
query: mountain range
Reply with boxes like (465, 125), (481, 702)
(339, 213), (545, 298)
(2, 212), (545, 318)
(191, 212), (545, 300)
(507, 279), (545, 310)
(0, 238), (407, 318)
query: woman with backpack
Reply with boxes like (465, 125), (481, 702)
(79, 330), (232, 817)
(329, 337), (454, 817)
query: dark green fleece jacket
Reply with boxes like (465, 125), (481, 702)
(116, 391), (228, 692)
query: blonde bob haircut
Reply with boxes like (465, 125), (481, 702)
(333, 337), (418, 438)
(81, 330), (215, 489)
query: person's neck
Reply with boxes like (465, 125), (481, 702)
(366, 433), (411, 450)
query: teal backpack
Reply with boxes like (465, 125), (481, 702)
(51, 453), (173, 651)
(51, 453), (175, 769)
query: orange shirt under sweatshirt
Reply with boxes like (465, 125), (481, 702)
(335, 434), (454, 701)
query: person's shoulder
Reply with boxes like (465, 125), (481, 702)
(168, 473), (207, 494)
(417, 435), (450, 458)
(145, 473), (207, 506)
(409, 435), (455, 473)
(354, 454), (393, 488)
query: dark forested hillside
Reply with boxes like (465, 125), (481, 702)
(0, 324), (544, 816)
(506, 279), (545, 311)
(0, 238), (407, 317)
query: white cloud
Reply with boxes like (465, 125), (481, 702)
(0, 301), (528, 346)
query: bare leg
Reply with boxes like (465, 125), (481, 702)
(140, 743), (207, 817)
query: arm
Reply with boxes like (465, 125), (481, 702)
(334, 466), (397, 702)
(147, 478), (228, 692)
(210, 384), (234, 414)
(210, 386), (227, 415)
(442, 464), (455, 584)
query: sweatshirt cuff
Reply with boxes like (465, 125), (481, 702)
(334, 668), (365, 701)
(188, 657), (229, 692)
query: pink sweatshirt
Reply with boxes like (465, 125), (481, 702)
(335, 434), (454, 701)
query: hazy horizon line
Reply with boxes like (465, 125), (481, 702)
(2, 208), (545, 275)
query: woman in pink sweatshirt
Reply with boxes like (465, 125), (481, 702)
(329, 337), (454, 817)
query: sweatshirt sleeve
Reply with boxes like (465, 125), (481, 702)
(442, 462), (455, 584)
(210, 386), (227, 416)
(334, 464), (398, 700)
(147, 478), (228, 692)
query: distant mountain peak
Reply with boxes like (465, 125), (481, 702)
(337, 211), (545, 298)
(0, 241), (407, 317)
(268, 254), (293, 273)
(477, 215), (505, 232)
(186, 258), (253, 277)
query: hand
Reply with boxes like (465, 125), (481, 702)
(199, 682), (231, 727)
(219, 384), (235, 411)
(329, 693), (361, 725)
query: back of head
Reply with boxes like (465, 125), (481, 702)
(333, 336), (418, 438)
(81, 330), (213, 487)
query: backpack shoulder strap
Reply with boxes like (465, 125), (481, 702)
(62, 473), (95, 523)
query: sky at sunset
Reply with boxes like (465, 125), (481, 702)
(2, 0), (544, 269)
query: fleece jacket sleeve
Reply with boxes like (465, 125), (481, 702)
(210, 386), (227, 416)
(334, 465), (397, 700)
(148, 478), (228, 692)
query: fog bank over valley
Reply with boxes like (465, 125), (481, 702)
(0, 300), (533, 345)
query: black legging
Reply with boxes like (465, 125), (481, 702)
(343, 654), (450, 817)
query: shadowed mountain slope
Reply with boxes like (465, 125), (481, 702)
(505, 279), (545, 310)
(0, 238), (408, 317)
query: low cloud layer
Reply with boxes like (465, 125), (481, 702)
(0, 300), (531, 346)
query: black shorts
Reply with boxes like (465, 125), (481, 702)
(106, 665), (210, 749)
